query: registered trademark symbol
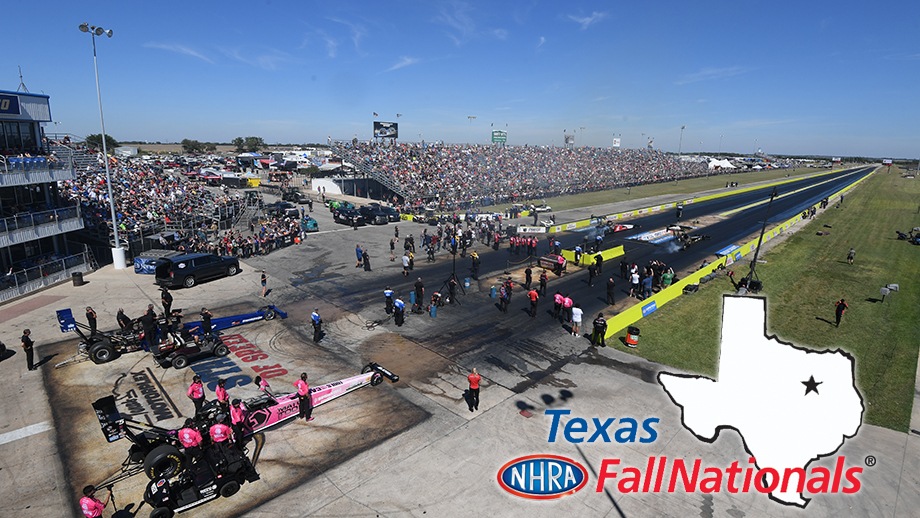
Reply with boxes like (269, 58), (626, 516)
(865, 455), (876, 467)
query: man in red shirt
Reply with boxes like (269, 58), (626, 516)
(467, 368), (481, 412)
(187, 375), (205, 416)
(79, 485), (111, 518)
(295, 372), (314, 422)
(527, 288), (539, 318)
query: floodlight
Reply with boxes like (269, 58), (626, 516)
(79, 23), (89, 32)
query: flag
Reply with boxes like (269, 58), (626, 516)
(373, 112), (378, 117)
(491, 123), (493, 127)
(396, 113), (402, 118)
(681, 125), (686, 130)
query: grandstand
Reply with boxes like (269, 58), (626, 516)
(0, 88), (95, 302)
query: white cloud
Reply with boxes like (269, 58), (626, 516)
(568, 11), (607, 30)
(329, 17), (367, 52)
(676, 66), (750, 85)
(219, 47), (295, 71)
(492, 28), (508, 40)
(435, 0), (476, 45)
(144, 42), (213, 64)
(537, 36), (546, 49)
(386, 56), (419, 72)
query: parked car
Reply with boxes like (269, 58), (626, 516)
(301, 215), (319, 232)
(379, 206), (400, 222)
(281, 188), (310, 204)
(154, 253), (240, 289)
(358, 205), (388, 225)
(333, 208), (365, 226)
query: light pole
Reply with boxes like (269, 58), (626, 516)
(79, 22), (125, 269)
(678, 125), (685, 156)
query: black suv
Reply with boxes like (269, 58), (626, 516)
(333, 208), (365, 226)
(281, 188), (310, 204)
(358, 205), (388, 225)
(155, 253), (240, 289)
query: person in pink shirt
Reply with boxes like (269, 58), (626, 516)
(255, 375), (274, 396)
(215, 378), (229, 412)
(209, 414), (234, 458)
(294, 372), (313, 422)
(177, 418), (204, 461)
(79, 485), (110, 518)
(562, 294), (574, 323)
(553, 292), (564, 321)
(229, 399), (248, 447)
(187, 375), (205, 416)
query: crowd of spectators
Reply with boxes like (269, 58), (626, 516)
(58, 159), (244, 242)
(334, 142), (711, 211)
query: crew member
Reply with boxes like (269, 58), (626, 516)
(295, 372), (314, 421)
(539, 270), (548, 295)
(79, 485), (111, 518)
(229, 399), (248, 447)
(255, 375), (274, 396)
(524, 266), (533, 289)
(215, 378), (230, 412)
(139, 304), (157, 352)
(177, 418), (204, 462)
(209, 414), (234, 457)
(21, 329), (34, 371)
(311, 308), (322, 342)
(591, 313), (608, 347)
(606, 277), (617, 305)
(199, 308), (213, 343)
(448, 277), (458, 305)
(394, 297), (406, 326)
(161, 287), (173, 316)
(383, 286), (394, 314)
(414, 278), (425, 307)
(574, 245), (583, 265)
(116, 308), (132, 331)
(187, 375), (205, 416)
(552, 292), (564, 321)
(470, 251), (481, 279)
(85, 306), (98, 336)
(527, 287), (539, 318)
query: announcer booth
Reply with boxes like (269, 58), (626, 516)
(0, 90), (52, 156)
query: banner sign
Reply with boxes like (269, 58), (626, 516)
(612, 137), (621, 148)
(492, 130), (507, 143)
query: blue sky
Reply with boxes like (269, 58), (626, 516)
(5, 1), (920, 157)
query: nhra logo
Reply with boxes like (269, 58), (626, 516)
(497, 454), (588, 499)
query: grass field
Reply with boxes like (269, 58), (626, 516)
(624, 167), (920, 432)
(536, 166), (835, 212)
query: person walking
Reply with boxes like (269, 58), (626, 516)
(355, 244), (364, 268)
(847, 247), (856, 265)
(606, 277), (617, 305)
(390, 238), (396, 261)
(362, 249), (372, 271)
(21, 328), (34, 371)
(539, 269), (548, 295)
(295, 372), (314, 421)
(85, 306), (98, 336)
(587, 263), (597, 287)
(311, 308), (323, 342)
(187, 375), (205, 416)
(524, 267), (533, 290)
(402, 252), (410, 277)
(834, 299), (849, 327)
(552, 291), (563, 321)
(467, 367), (481, 412)
(527, 287), (539, 318)
(571, 303), (583, 336)
(260, 271), (268, 297)
(161, 288), (173, 316)
(591, 313), (608, 347)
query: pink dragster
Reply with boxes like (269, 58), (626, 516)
(240, 363), (399, 436)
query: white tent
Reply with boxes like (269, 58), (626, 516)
(708, 158), (736, 170)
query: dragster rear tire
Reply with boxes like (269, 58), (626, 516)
(144, 444), (184, 480)
(370, 372), (383, 386)
(149, 507), (174, 518)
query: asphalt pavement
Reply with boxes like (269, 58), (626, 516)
(0, 173), (918, 518)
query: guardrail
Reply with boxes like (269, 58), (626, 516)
(0, 251), (94, 303)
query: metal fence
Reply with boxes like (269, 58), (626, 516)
(0, 251), (94, 303)
(0, 206), (80, 233)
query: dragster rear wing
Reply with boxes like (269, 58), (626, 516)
(367, 362), (399, 383)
